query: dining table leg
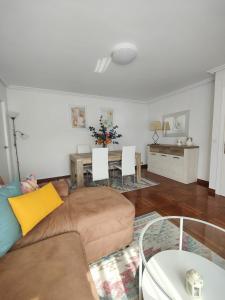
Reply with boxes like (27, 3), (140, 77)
(136, 154), (141, 183)
(76, 159), (84, 187)
(70, 159), (76, 185)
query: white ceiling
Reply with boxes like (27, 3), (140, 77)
(0, 0), (225, 101)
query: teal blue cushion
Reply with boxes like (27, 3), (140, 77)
(0, 181), (22, 257)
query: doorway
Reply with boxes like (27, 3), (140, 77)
(0, 101), (12, 182)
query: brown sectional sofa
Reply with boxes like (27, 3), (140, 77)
(0, 186), (135, 300)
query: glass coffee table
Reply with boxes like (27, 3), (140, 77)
(139, 216), (225, 300)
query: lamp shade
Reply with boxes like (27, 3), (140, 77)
(8, 111), (19, 119)
(150, 121), (162, 131)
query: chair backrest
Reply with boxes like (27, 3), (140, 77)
(77, 144), (91, 154)
(122, 146), (136, 176)
(92, 148), (109, 181)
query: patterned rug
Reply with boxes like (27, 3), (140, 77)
(84, 175), (158, 193)
(90, 212), (225, 300)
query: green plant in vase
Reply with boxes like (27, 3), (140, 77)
(89, 116), (122, 147)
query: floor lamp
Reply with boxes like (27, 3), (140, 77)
(8, 112), (27, 181)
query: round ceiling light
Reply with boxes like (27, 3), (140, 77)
(111, 43), (137, 65)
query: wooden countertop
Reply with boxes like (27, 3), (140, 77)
(147, 144), (199, 149)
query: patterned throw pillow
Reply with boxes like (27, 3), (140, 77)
(21, 175), (39, 194)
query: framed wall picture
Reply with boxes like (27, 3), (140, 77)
(162, 110), (190, 137)
(71, 106), (86, 128)
(100, 108), (113, 128)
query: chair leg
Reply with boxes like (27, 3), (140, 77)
(133, 174), (135, 184)
(122, 175), (123, 186)
(88, 172), (92, 184)
(107, 179), (110, 186)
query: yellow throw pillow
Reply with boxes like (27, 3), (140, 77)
(8, 182), (63, 236)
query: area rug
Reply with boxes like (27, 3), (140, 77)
(85, 175), (158, 193)
(90, 212), (225, 300)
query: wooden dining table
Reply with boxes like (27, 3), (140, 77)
(70, 150), (142, 187)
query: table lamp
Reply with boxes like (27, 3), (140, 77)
(149, 121), (162, 144)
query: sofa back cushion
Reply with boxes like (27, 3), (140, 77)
(39, 179), (69, 197)
(9, 183), (64, 236)
(0, 181), (22, 257)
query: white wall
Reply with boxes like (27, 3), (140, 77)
(7, 80), (214, 182)
(7, 87), (149, 180)
(148, 80), (214, 181)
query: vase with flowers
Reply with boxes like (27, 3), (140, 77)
(89, 116), (122, 147)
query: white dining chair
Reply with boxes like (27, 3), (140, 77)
(77, 144), (91, 154)
(87, 148), (109, 184)
(114, 146), (136, 185)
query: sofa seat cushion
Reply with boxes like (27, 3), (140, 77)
(12, 194), (75, 250)
(68, 187), (135, 245)
(13, 187), (134, 252)
(85, 226), (133, 263)
(0, 232), (99, 300)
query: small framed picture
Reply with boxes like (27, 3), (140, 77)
(100, 108), (113, 128)
(71, 106), (86, 128)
